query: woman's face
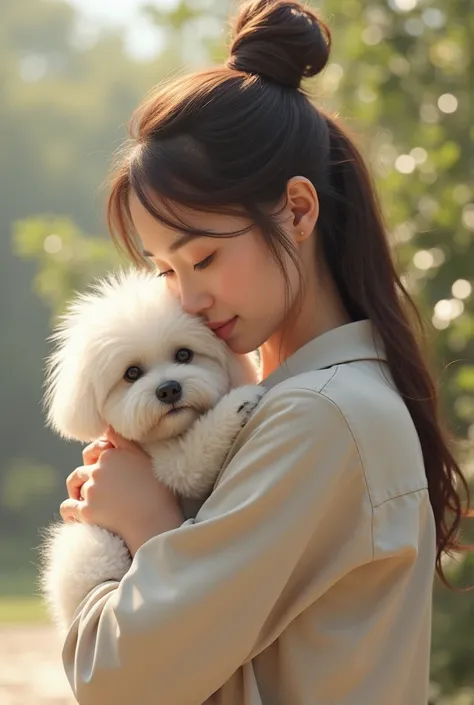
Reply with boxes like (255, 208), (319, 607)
(128, 191), (301, 355)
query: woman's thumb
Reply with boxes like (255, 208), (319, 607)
(105, 426), (139, 451)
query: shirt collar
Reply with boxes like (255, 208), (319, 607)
(260, 319), (387, 391)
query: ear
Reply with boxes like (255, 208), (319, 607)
(284, 176), (319, 243)
(44, 332), (105, 443)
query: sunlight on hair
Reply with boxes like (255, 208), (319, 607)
(321, 62), (344, 92)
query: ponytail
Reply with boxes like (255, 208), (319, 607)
(319, 115), (472, 584)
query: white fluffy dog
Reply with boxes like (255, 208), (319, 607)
(40, 269), (264, 632)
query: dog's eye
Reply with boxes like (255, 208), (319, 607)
(124, 366), (144, 382)
(175, 348), (194, 364)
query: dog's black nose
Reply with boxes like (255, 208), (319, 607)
(156, 380), (182, 404)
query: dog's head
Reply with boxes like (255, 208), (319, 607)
(44, 269), (258, 443)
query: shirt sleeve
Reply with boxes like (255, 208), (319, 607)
(62, 385), (372, 705)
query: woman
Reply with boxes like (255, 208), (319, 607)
(58, 1), (471, 703)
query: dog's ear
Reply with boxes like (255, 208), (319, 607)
(44, 321), (105, 443)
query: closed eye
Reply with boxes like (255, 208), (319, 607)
(157, 268), (173, 279)
(157, 253), (215, 278)
(194, 253), (215, 271)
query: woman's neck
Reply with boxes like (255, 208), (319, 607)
(259, 266), (351, 380)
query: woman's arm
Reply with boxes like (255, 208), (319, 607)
(62, 386), (371, 705)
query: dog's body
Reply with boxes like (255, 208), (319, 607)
(40, 270), (264, 632)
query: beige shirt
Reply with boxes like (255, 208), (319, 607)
(63, 320), (436, 705)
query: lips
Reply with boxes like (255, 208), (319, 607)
(207, 317), (238, 341)
(206, 318), (235, 331)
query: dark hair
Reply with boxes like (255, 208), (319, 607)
(107, 0), (472, 585)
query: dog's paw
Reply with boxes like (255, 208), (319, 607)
(229, 385), (267, 427)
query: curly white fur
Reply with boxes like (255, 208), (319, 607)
(40, 269), (264, 632)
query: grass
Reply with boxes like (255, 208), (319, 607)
(0, 539), (49, 624)
(0, 595), (49, 624)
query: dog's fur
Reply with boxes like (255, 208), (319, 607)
(39, 269), (264, 632)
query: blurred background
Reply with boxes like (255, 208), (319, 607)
(0, 0), (473, 703)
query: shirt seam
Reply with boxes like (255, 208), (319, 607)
(288, 381), (429, 562)
(372, 486), (429, 509)
(316, 366), (338, 394)
(315, 370), (428, 508)
(295, 372), (376, 562)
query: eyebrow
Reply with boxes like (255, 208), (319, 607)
(142, 233), (205, 259)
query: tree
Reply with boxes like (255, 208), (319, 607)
(0, 0), (172, 506)
(0, 0), (179, 591)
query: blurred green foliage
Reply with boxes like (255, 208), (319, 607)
(1, 0), (473, 701)
(13, 215), (121, 316)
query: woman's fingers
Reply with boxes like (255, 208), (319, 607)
(60, 498), (83, 523)
(82, 438), (114, 466)
(105, 426), (140, 452)
(66, 466), (90, 501)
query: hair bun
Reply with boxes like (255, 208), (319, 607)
(227, 0), (331, 90)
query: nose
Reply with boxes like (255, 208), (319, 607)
(156, 380), (182, 404)
(178, 280), (213, 316)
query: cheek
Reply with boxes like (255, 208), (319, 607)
(163, 277), (180, 301)
(104, 383), (147, 417)
(102, 386), (128, 420)
(190, 358), (232, 396)
(224, 244), (287, 312)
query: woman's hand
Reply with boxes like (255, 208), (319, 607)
(60, 428), (184, 556)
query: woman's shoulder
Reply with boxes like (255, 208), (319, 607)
(212, 361), (431, 565)
(260, 359), (417, 442)
(259, 359), (405, 430)
(253, 361), (428, 507)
